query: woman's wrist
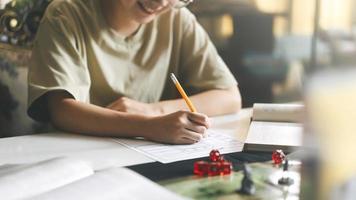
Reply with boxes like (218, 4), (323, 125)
(135, 114), (157, 140)
(150, 103), (165, 115)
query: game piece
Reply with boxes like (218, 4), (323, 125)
(272, 149), (285, 165)
(193, 161), (209, 176)
(209, 149), (221, 162)
(278, 159), (294, 186)
(193, 150), (233, 176)
(208, 162), (221, 176)
(237, 163), (255, 195)
(218, 155), (225, 162)
(220, 161), (232, 175)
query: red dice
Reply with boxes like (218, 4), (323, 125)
(272, 149), (285, 165)
(209, 149), (221, 162)
(207, 162), (221, 176)
(193, 149), (233, 176)
(193, 161), (209, 176)
(220, 161), (232, 175)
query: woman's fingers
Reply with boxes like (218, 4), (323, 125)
(176, 137), (196, 144)
(182, 129), (203, 142)
(106, 101), (122, 110)
(187, 112), (211, 128)
(185, 123), (207, 135)
(176, 133), (203, 144)
(146, 111), (210, 144)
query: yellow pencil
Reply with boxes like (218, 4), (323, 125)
(170, 73), (197, 112)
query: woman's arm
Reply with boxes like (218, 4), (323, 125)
(158, 86), (242, 116)
(107, 86), (241, 116)
(47, 90), (210, 144)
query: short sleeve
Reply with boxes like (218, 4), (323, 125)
(27, 7), (90, 122)
(178, 9), (237, 94)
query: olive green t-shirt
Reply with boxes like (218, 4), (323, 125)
(28, 0), (237, 122)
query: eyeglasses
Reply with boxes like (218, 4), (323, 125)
(171, 0), (194, 8)
(139, 0), (193, 10)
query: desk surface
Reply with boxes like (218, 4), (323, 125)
(0, 109), (253, 170)
(0, 109), (303, 200)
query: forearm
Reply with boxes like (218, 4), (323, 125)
(154, 86), (242, 116)
(47, 91), (210, 144)
(48, 93), (150, 137)
(191, 86), (242, 116)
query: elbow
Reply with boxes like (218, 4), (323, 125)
(231, 87), (242, 113)
(222, 86), (242, 115)
(47, 91), (76, 131)
(48, 99), (72, 130)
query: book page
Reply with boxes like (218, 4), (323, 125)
(0, 157), (93, 200)
(252, 103), (304, 122)
(29, 167), (187, 200)
(245, 121), (303, 150)
(113, 130), (244, 163)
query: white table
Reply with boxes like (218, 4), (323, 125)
(0, 109), (252, 170)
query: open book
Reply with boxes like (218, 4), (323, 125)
(0, 157), (187, 200)
(243, 103), (304, 152)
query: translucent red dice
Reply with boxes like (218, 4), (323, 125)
(208, 162), (221, 176)
(272, 149), (285, 165)
(193, 161), (209, 176)
(209, 149), (221, 162)
(220, 161), (232, 175)
(193, 149), (233, 176)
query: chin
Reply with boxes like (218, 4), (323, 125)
(135, 15), (156, 24)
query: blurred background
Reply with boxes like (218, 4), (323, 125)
(188, 0), (356, 107)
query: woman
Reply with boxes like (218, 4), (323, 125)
(27, 0), (242, 144)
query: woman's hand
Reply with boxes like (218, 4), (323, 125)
(144, 110), (211, 144)
(106, 97), (160, 116)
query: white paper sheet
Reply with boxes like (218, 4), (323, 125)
(113, 131), (244, 163)
(29, 167), (187, 200)
(0, 133), (154, 170)
(0, 157), (93, 200)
